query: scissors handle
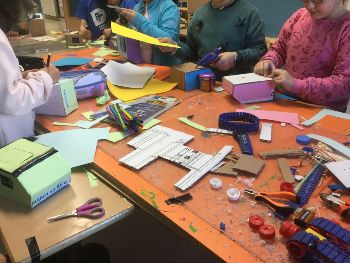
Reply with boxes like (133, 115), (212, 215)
(77, 207), (105, 219)
(76, 197), (102, 212)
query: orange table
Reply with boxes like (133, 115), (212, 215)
(36, 48), (350, 262)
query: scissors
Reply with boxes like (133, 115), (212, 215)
(47, 197), (105, 222)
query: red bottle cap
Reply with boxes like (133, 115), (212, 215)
(259, 224), (275, 239)
(280, 182), (294, 193)
(249, 215), (264, 230)
(279, 220), (300, 238)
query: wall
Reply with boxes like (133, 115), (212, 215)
(246, 0), (303, 37)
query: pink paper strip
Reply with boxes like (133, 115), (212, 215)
(236, 109), (299, 124)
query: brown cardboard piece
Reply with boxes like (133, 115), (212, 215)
(167, 62), (204, 90)
(259, 149), (306, 159)
(277, 158), (295, 183)
(30, 18), (46, 36)
(213, 153), (265, 176)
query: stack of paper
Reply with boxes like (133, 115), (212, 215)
(101, 60), (155, 89)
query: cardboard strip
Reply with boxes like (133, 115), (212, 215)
(277, 158), (295, 183)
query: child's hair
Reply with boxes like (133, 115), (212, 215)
(0, 0), (33, 32)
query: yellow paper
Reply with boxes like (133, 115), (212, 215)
(108, 79), (177, 101)
(111, 22), (180, 48)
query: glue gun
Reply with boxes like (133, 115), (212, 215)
(198, 47), (222, 67)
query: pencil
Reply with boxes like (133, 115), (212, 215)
(46, 53), (51, 67)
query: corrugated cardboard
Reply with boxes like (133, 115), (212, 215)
(36, 79), (78, 116)
(30, 18), (46, 36)
(167, 62), (213, 91)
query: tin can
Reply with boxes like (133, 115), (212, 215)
(199, 73), (215, 92)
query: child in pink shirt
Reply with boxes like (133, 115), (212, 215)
(254, 0), (350, 111)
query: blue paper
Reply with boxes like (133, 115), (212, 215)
(53, 57), (93, 67)
(274, 92), (298, 101)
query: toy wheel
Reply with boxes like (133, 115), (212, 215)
(286, 241), (307, 259)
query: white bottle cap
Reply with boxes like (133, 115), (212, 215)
(210, 178), (222, 189)
(227, 188), (240, 201)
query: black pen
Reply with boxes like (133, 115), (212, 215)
(46, 53), (51, 67)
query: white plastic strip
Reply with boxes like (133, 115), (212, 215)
(302, 109), (350, 126)
(205, 128), (234, 135)
(307, 134), (350, 158)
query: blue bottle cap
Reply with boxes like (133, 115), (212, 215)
(296, 135), (311, 145)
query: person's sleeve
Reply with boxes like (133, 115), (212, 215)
(176, 17), (198, 61)
(0, 41), (53, 116)
(75, 0), (88, 19)
(235, 9), (267, 68)
(131, 2), (180, 40)
(286, 30), (350, 107)
(261, 12), (298, 67)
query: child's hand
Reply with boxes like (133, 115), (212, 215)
(270, 69), (294, 89)
(211, 52), (237, 71)
(158, 37), (177, 54)
(42, 64), (60, 84)
(80, 26), (91, 40)
(119, 8), (136, 21)
(254, 60), (275, 77)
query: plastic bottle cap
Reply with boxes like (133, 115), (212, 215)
(296, 135), (311, 145)
(279, 220), (300, 238)
(227, 188), (240, 201)
(210, 178), (222, 189)
(249, 215), (265, 230)
(258, 224), (275, 239)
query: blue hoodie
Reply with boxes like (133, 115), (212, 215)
(131, 0), (180, 66)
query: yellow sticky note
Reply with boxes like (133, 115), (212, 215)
(111, 22), (180, 48)
(82, 111), (94, 120)
(107, 79), (177, 101)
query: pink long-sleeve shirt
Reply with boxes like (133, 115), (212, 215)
(262, 8), (350, 111)
(0, 29), (53, 146)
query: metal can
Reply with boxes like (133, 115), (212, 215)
(199, 73), (215, 92)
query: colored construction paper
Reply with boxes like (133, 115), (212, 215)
(107, 132), (128, 143)
(53, 115), (108, 129)
(35, 128), (110, 168)
(178, 117), (206, 131)
(101, 61), (155, 88)
(82, 111), (94, 120)
(53, 57), (93, 67)
(107, 79), (177, 101)
(143, 119), (161, 129)
(92, 48), (118, 57)
(86, 170), (98, 187)
(236, 109), (299, 124)
(302, 109), (350, 126)
(111, 22), (180, 48)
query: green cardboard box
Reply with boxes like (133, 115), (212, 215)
(0, 139), (71, 208)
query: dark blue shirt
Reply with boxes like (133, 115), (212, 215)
(75, 0), (108, 40)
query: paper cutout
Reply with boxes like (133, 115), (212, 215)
(178, 117), (206, 131)
(35, 128), (110, 168)
(86, 170), (98, 187)
(101, 60), (155, 88)
(143, 119), (161, 129)
(82, 111), (94, 120)
(307, 134), (350, 158)
(53, 115), (108, 129)
(325, 160), (350, 188)
(53, 57), (93, 67)
(92, 48), (118, 57)
(119, 125), (232, 190)
(111, 22), (180, 48)
(302, 109), (350, 126)
(96, 90), (110, 105)
(236, 109), (299, 124)
(107, 79), (177, 101)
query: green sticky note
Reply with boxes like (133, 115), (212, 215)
(143, 119), (161, 130)
(178, 117), (206, 131)
(107, 132), (128, 143)
(86, 170), (98, 187)
(0, 139), (52, 173)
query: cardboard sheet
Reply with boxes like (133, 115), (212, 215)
(101, 60), (155, 88)
(107, 79), (177, 101)
(35, 128), (109, 168)
(111, 22), (180, 48)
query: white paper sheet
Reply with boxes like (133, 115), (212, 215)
(101, 60), (155, 88)
(35, 128), (110, 168)
(325, 160), (350, 188)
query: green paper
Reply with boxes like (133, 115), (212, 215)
(93, 48), (118, 57)
(0, 139), (52, 173)
(189, 223), (198, 233)
(96, 90), (110, 105)
(107, 132), (128, 143)
(178, 117), (206, 131)
(82, 111), (94, 120)
(143, 119), (161, 130)
(86, 170), (98, 187)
